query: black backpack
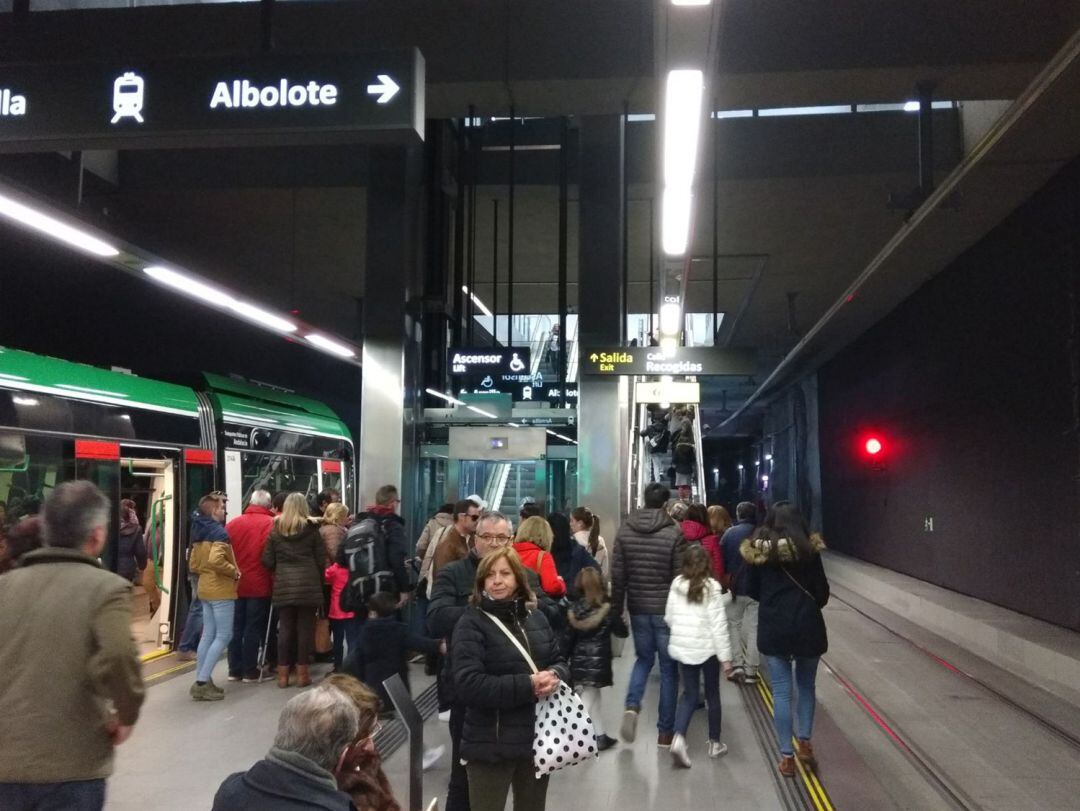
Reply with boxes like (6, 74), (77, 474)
(337, 516), (395, 612)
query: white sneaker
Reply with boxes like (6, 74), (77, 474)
(707, 740), (729, 758)
(621, 709), (639, 742)
(422, 745), (445, 771)
(438, 709), (451, 722)
(670, 733), (691, 768)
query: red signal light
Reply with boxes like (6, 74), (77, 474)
(865, 437), (883, 456)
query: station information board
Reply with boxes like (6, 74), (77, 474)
(580, 346), (756, 376)
(0, 49), (424, 151)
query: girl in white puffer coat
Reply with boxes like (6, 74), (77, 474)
(664, 543), (734, 768)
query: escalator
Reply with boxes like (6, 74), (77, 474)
(627, 379), (707, 508)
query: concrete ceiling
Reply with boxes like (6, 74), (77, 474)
(1, 0), (1079, 428)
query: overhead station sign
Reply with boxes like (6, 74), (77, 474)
(581, 346), (756, 376)
(0, 50), (424, 151)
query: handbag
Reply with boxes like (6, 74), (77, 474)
(483, 611), (598, 777)
(314, 611), (333, 654)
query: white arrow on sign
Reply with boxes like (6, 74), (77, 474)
(366, 74), (400, 104)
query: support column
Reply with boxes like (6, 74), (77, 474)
(360, 146), (422, 511)
(577, 115), (629, 523)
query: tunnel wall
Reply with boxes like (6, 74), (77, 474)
(818, 156), (1080, 630)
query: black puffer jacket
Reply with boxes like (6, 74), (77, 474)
(428, 554), (563, 704)
(262, 522), (325, 607)
(611, 508), (686, 616)
(451, 597), (570, 764)
(741, 534), (829, 658)
(564, 600), (614, 688)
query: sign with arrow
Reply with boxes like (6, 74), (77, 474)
(0, 49), (425, 151)
(581, 346), (756, 376)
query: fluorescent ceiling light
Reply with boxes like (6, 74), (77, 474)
(0, 191), (119, 257)
(660, 336), (678, 356)
(672, 0), (711, 5)
(144, 265), (233, 306)
(904, 100), (920, 112)
(425, 388), (466, 406)
(663, 69), (704, 191)
(12, 396), (38, 406)
(229, 300), (297, 333)
(462, 285), (493, 318)
(659, 302), (681, 335)
(306, 334), (357, 358)
(466, 404), (497, 419)
(661, 187), (693, 256)
(507, 422), (521, 428)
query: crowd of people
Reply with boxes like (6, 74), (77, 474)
(0, 472), (830, 810)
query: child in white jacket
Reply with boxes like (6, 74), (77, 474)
(664, 543), (734, 767)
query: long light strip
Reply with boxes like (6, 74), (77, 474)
(662, 69), (705, 257)
(144, 265), (234, 306)
(306, 334), (357, 358)
(461, 285), (494, 318)
(229, 300), (298, 334)
(466, 404), (498, 419)
(0, 191), (119, 257)
(425, 388), (466, 406)
(672, 0), (711, 5)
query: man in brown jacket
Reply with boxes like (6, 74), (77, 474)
(0, 480), (145, 810)
(428, 498), (481, 586)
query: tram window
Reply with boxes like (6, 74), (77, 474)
(240, 452), (319, 508)
(0, 432), (72, 525)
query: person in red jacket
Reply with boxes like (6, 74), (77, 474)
(513, 515), (566, 598)
(225, 489), (275, 682)
(683, 503), (725, 584)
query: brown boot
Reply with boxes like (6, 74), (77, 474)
(778, 755), (796, 777)
(276, 666), (290, 689)
(795, 740), (817, 769)
(296, 665), (311, 688)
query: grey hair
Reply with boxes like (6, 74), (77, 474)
(249, 490), (273, 508)
(42, 481), (110, 550)
(477, 510), (512, 535)
(273, 684), (360, 771)
(736, 501), (756, 521)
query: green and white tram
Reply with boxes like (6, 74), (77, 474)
(0, 346), (355, 662)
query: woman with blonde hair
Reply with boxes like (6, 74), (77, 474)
(512, 514), (566, 598)
(451, 546), (569, 811)
(321, 502), (351, 565)
(262, 492), (324, 687)
(708, 505), (733, 537)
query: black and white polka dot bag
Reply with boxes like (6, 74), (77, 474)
(484, 611), (598, 777)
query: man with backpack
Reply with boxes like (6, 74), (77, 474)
(337, 485), (411, 614)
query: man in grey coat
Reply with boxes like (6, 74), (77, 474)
(0, 481), (145, 810)
(611, 481), (687, 747)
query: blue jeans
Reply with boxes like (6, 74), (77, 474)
(196, 599), (235, 683)
(0, 779), (105, 810)
(766, 655), (820, 756)
(228, 596), (271, 678)
(330, 616), (364, 671)
(674, 656), (722, 740)
(177, 574), (202, 652)
(625, 613), (679, 734)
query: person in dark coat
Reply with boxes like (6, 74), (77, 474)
(548, 512), (599, 603)
(116, 500), (147, 583)
(741, 501), (829, 778)
(262, 493), (325, 689)
(352, 484), (412, 606)
(427, 511), (558, 811)
(212, 684), (359, 811)
(610, 481), (687, 746)
(344, 591), (443, 713)
(564, 566), (623, 752)
(451, 545), (569, 811)
(721, 501), (759, 683)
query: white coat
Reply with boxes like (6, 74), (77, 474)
(664, 575), (733, 665)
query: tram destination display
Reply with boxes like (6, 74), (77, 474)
(0, 49), (424, 151)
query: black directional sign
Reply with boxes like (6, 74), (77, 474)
(580, 346), (756, 376)
(0, 50), (424, 151)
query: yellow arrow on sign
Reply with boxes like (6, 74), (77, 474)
(589, 353), (598, 362)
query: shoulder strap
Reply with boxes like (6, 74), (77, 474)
(535, 550), (544, 571)
(781, 565), (817, 605)
(483, 611), (539, 674)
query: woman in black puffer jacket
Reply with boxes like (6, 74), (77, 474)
(451, 546), (569, 811)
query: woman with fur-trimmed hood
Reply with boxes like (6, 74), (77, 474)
(740, 501), (829, 779)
